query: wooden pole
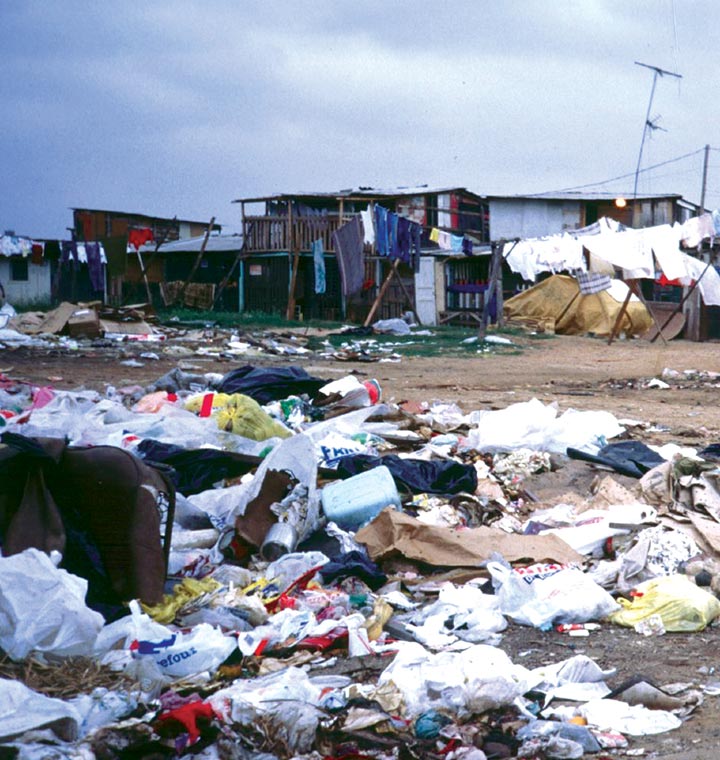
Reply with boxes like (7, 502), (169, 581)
(364, 259), (400, 326)
(700, 144), (711, 212)
(391, 265), (422, 326)
(627, 279), (668, 345)
(478, 241), (503, 339)
(650, 259), (714, 343)
(286, 201), (299, 320)
(136, 249), (153, 303)
(607, 287), (633, 345)
(213, 247), (247, 310)
(176, 217), (216, 305)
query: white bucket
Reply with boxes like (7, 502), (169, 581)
(321, 465), (401, 531)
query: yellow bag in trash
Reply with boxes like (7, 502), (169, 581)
(215, 394), (291, 441)
(184, 392), (232, 415)
(610, 574), (720, 632)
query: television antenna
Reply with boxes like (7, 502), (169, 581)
(632, 61), (682, 219)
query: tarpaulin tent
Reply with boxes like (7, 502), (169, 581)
(503, 274), (653, 337)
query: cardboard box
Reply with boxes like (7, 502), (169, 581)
(67, 307), (101, 338)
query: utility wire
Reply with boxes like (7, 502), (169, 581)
(529, 147), (706, 195)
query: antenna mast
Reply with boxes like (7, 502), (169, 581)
(632, 61), (682, 225)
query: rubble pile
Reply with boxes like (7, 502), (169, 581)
(1, 357), (720, 758)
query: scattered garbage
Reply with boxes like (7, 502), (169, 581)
(2, 353), (720, 758)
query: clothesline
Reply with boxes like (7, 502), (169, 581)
(502, 213), (720, 307)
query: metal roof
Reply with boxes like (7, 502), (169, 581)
(71, 207), (222, 228)
(138, 233), (243, 253)
(232, 186), (482, 204)
(486, 191), (687, 202)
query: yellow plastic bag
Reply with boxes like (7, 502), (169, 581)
(184, 392), (231, 415)
(215, 394), (291, 441)
(610, 574), (720, 632)
(142, 577), (222, 624)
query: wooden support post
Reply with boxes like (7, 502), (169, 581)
(392, 266), (423, 326)
(176, 217), (216, 305)
(478, 241), (503, 339)
(286, 201), (299, 320)
(554, 291), (581, 327)
(136, 249), (153, 303)
(627, 279), (668, 346)
(213, 248), (246, 310)
(650, 259), (713, 343)
(364, 259), (400, 326)
(607, 287), (633, 345)
(495, 248), (505, 327)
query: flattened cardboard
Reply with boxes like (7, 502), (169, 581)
(99, 319), (153, 335)
(32, 302), (77, 335)
(355, 507), (582, 567)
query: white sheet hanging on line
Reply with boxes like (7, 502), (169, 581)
(583, 228), (653, 275)
(644, 224), (688, 281)
(360, 206), (375, 246)
(681, 213), (715, 248)
(682, 254), (720, 306)
(504, 234), (585, 282)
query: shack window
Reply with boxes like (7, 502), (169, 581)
(10, 257), (28, 281)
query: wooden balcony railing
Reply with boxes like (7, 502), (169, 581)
(242, 214), (347, 252)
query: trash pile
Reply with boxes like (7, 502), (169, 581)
(0, 302), (520, 363)
(2, 363), (720, 758)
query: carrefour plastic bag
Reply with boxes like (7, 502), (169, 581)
(131, 622), (236, 677)
(487, 561), (620, 629)
(609, 574), (720, 632)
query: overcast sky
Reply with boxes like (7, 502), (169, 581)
(4, 0), (719, 238)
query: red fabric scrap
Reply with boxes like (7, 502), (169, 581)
(128, 228), (154, 251)
(155, 701), (216, 745)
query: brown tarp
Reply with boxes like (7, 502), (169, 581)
(504, 274), (653, 337)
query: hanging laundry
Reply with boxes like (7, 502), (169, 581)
(333, 216), (365, 296)
(61, 241), (77, 268)
(31, 243), (44, 265)
(450, 234), (463, 253)
(680, 213), (715, 247)
(643, 224), (687, 281)
(312, 239), (326, 295)
(373, 205), (389, 256)
(583, 229), (652, 275)
(429, 228), (440, 243)
(436, 230), (452, 250)
(360, 206), (375, 246)
(683, 253), (720, 306)
(410, 222), (422, 272)
(395, 216), (412, 264)
(504, 239), (538, 282)
(0, 236), (31, 256)
(462, 238), (473, 256)
(574, 270), (612, 295)
(388, 212), (399, 258)
(84, 242), (105, 292)
(128, 227), (154, 251)
(713, 209), (720, 236)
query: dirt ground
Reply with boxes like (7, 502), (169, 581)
(4, 330), (720, 757)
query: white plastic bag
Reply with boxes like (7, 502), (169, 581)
(0, 678), (81, 742)
(132, 622), (236, 677)
(466, 398), (624, 454)
(208, 667), (324, 754)
(0, 549), (104, 660)
(487, 561), (620, 629)
(377, 642), (531, 719)
(579, 698), (682, 735)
